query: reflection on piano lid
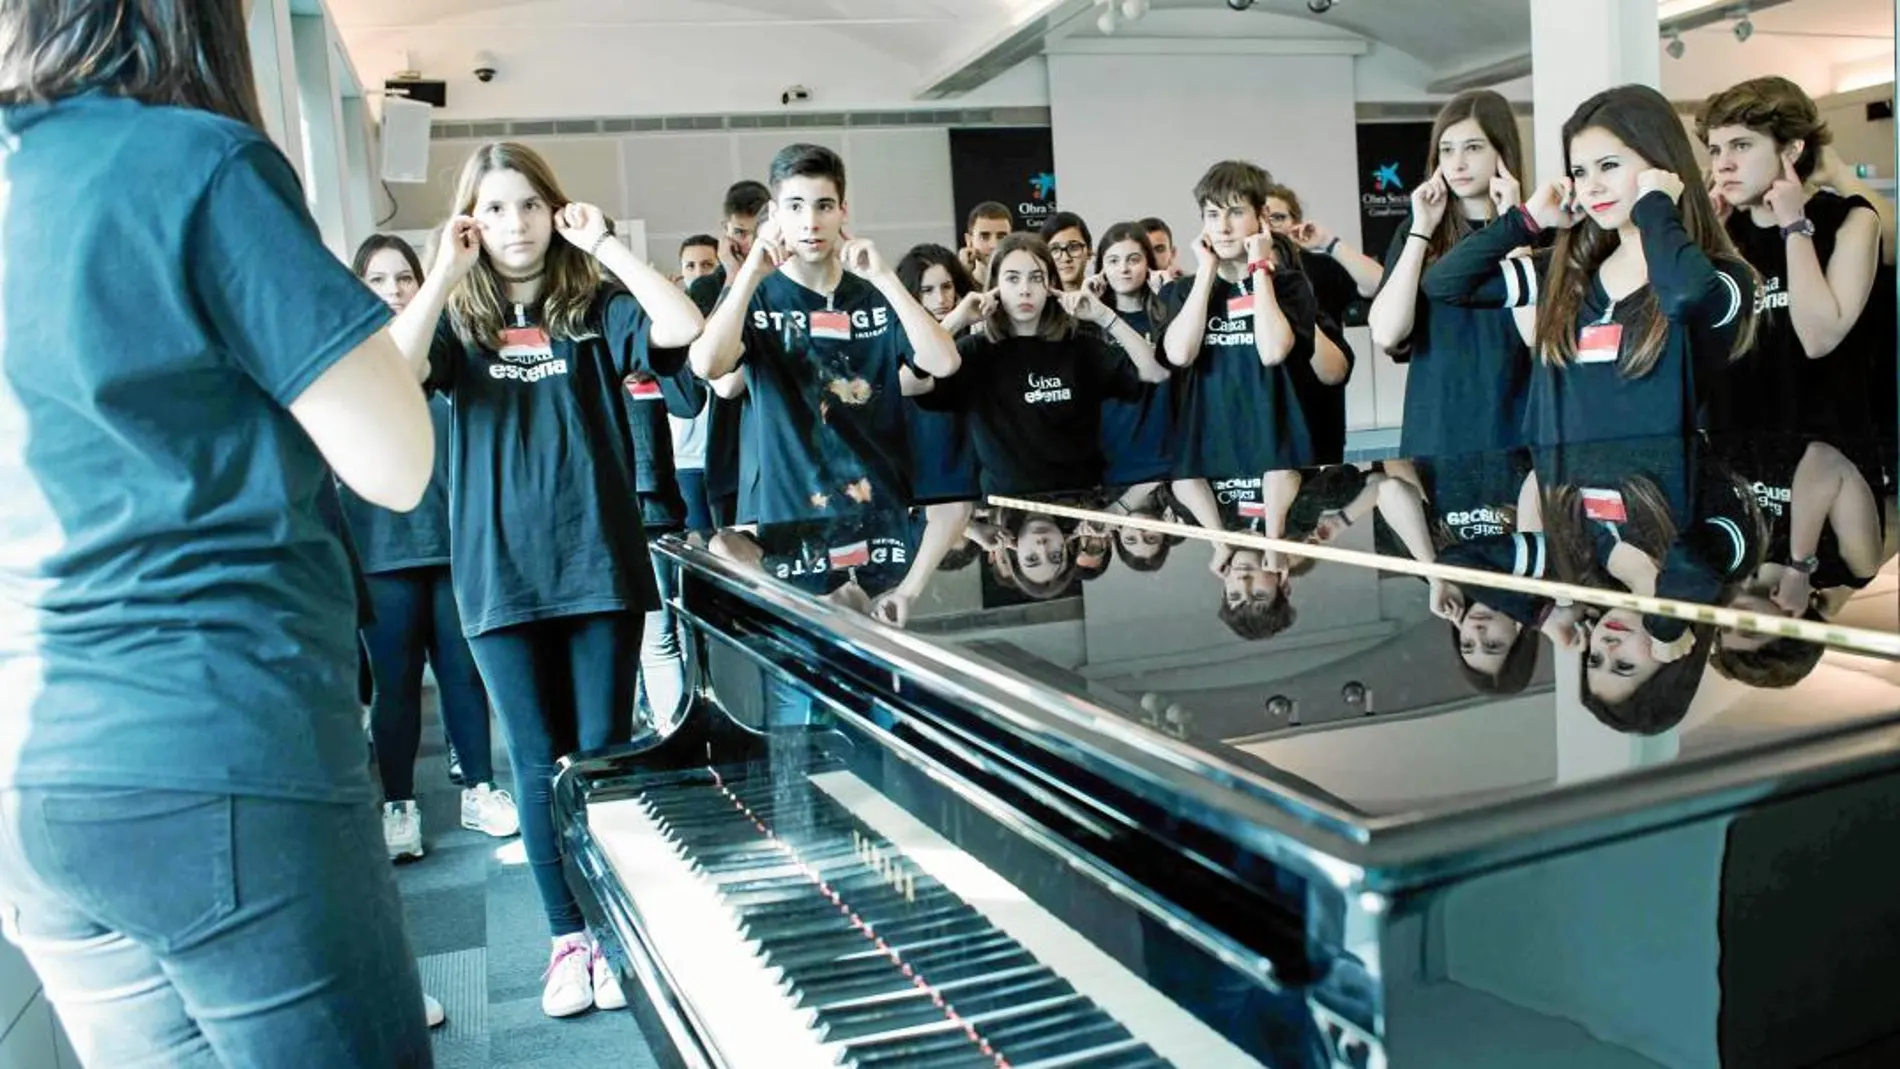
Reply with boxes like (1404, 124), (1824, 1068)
(588, 762), (1262, 1069)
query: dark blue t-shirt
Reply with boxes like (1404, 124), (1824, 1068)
(736, 271), (918, 523)
(0, 94), (391, 803)
(1163, 271), (1317, 481)
(339, 395), (453, 574)
(1099, 307), (1178, 486)
(426, 286), (675, 636)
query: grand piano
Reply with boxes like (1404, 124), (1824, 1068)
(554, 436), (1900, 1069)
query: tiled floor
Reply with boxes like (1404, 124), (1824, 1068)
(387, 704), (659, 1068)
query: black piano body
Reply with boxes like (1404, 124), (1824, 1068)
(555, 536), (1900, 1069)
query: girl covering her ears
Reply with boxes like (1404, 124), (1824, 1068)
(895, 244), (986, 505)
(387, 141), (705, 1019)
(909, 233), (1170, 497)
(1090, 222), (1180, 487)
(1424, 83), (1759, 446)
(1367, 89), (1534, 460)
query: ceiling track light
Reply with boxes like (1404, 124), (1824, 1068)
(1665, 32), (1686, 58)
(1734, 13), (1755, 42)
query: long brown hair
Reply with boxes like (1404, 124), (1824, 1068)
(1094, 222), (1170, 329)
(351, 234), (424, 282)
(1534, 84), (1758, 378)
(445, 142), (601, 350)
(1419, 90), (1525, 267)
(981, 233), (1078, 342)
(0, 0), (266, 129)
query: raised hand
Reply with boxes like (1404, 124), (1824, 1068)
(1289, 220), (1334, 251)
(1489, 159), (1522, 219)
(1635, 168), (1685, 205)
(1707, 171), (1733, 224)
(749, 207), (787, 268)
(1242, 231), (1275, 268)
(1410, 169), (1451, 231)
(1192, 233), (1218, 274)
(1059, 288), (1112, 326)
(958, 244), (989, 286)
(553, 201), (609, 251)
(840, 237), (887, 278)
(1083, 273), (1108, 298)
(1428, 579), (1465, 623)
(434, 215), (483, 282)
(1525, 178), (1583, 229)
(1764, 156), (1811, 226)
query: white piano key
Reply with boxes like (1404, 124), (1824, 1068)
(808, 770), (1264, 1069)
(587, 798), (844, 1069)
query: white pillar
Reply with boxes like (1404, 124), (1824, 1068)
(1529, 0), (1660, 184)
(292, 15), (351, 258)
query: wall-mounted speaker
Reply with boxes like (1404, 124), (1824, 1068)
(380, 96), (433, 184)
(1867, 100), (1893, 122)
(385, 79), (447, 108)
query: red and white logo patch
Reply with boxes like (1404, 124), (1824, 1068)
(829, 541), (871, 569)
(1582, 488), (1628, 523)
(811, 309), (852, 341)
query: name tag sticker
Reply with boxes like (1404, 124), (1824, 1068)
(812, 309), (852, 341)
(1582, 488), (1628, 523)
(1577, 323), (1622, 364)
(499, 326), (553, 358)
(625, 377), (663, 401)
(1226, 292), (1255, 317)
(1237, 500), (1267, 519)
(829, 541), (870, 569)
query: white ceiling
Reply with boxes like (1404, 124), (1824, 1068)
(322, 0), (1892, 97)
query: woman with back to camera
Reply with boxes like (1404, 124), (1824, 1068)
(387, 141), (705, 1018)
(1367, 89), (1533, 459)
(345, 234), (520, 862)
(0, 1), (442, 1064)
(1424, 83), (1758, 445)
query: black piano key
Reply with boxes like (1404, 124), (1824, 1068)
(720, 863), (897, 901)
(742, 884), (957, 928)
(840, 997), (1094, 1064)
(764, 910), (994, 973)
(788, 930), (1021, 1000)
(818, 972), (1074, 1043)
(741, 888), (959, 943)
(848, 1011), (1100, 1067)
(696, 837), (858, 873)
(1009, 1041), (1160, 1069)
(793, 940), (1032, 1009)
(814, 961), (1048, 1017)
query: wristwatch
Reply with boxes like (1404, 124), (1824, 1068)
(1790, 554), (1820, 575)
(1781, 217), (1816, 240)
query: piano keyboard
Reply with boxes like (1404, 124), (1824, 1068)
(588, 766), (1263, 1069)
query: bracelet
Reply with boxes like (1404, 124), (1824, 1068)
(1406, 231), (1431, 243)
(588, 232), (612, 258)
(1515, 205), (1542, 234)
(1246, 258), (1275, 276)
(1322, 236), (1341, 257)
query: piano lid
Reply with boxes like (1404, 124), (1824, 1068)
(686, 430), (1900, 876)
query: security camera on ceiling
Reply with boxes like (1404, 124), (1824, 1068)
(472, 50), (497, 82)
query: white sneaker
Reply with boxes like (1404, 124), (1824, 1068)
(543, 937), (594, 1018)
(383, 801), (423, 862)
(592, 944), (627, 1011)
(460, 783), (519, 838)
(424, 992), (445, 1028)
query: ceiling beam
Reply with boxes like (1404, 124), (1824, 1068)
(914, 0), (1096, 100)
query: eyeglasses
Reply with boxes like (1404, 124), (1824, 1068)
(1049, 242), (1088, 259)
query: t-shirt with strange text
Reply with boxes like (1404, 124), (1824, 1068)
(737, 271), (917, 523)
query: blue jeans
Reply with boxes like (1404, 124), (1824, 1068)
(363, 567), (494, 800)
(0, 787), (431, 1068)
(466, 612), (641, 936)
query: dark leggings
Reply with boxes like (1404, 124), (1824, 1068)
(362, 568), (494, 800)
(466, 612), (642, 936)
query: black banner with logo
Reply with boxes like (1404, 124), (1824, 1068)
(949, 127), (1058, 240)
(1354, 121), (1434, 258)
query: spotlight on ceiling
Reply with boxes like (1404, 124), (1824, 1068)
(1665, 32), (1686, 58)
(1097, 2), (1117, 34)
(1226, 0), (1257, 11)
(1734, 16), (1754, 42)
(1121, 0), (1150, 19)
(1307, 0), (1337, 11)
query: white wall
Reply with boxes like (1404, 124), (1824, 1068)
(1047, 49), (1363, 267)
(339, 25), (1051, 122)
